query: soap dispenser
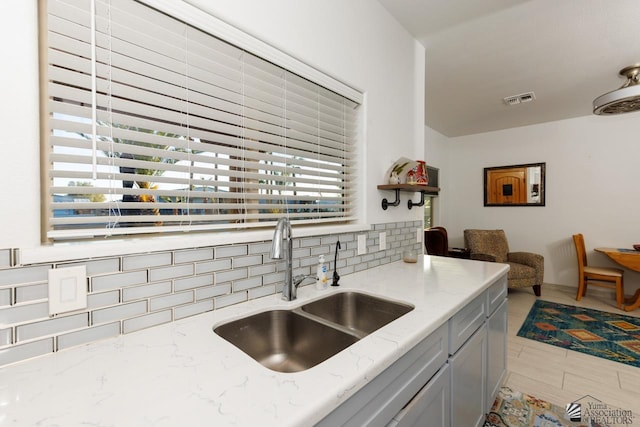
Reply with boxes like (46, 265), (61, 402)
(316, 255), (328, 290)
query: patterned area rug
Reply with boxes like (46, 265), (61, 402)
(484, 387), (586, 427)
(517, 300), (640, 367)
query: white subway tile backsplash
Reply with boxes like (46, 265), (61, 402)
(300, 237), (321, 248)
(195, 259), (232, 275)
(0, 265), (51, 287)
(149, 292), (193, 312)
(62, 258), (120, 275)
(57, 322), (120, 350)
(196, 284), (230, 301)
(148, 264), (194, 282)
(248, 242), (272, 255)
(92, 301), (147, 325)
(232, 255), (263, 268)
(87, 290), (121, 309)
(123, 252), (172, 271)
(215, 268), (247, 284)
(92, 270), (147, 292)
(0, 328), (12, 346)
(262, 271), (285, 286)
(215, 245), (247, 258)
(123, 310), (172, 334)
(174, 275), (213, 292)
(0, 302), (49, 326)
(0, 338), (53, 366)
(232, 277), (262, 292)
(214, 291), (247, 309)
(1, 221), (415, 367)
(17, 313), (89, 341)
(174, 248), (213, 264)
(248, 285), (275, 300)
(292, 248), (310, 259)
(0, 249), (11, 268)
(0, 288), (11, 307)
(248, 263), (275, 277)
(15, 283), (48, 303)
(310, 245), (330, 256)
(174, 300), (213, 320)
(122, 281), (172, 302)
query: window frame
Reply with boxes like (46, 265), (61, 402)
(40, 0), (365, 243)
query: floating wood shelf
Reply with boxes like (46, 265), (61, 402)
(377, 184), (440, 210)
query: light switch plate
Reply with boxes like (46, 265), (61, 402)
(379, 231), (386, 251)
(48, 265), (87, 315)
(357, 234), (367, 255)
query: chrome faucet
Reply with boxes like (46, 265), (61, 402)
(270, 217), (316, 301)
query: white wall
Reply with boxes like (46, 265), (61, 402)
(439, 114), (640, 294)
(0, 0), (424, 258)
(424, 126), (450, 225)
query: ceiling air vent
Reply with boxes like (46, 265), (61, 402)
(504, 91), (536, 106)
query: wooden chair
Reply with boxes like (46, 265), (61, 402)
(573, 234), (624, 309)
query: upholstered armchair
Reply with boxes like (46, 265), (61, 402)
(464, 229), (543, 296)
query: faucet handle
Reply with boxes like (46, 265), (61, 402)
(293, 274), (318, 287)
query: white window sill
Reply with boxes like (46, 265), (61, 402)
(20, 224), (371, 265)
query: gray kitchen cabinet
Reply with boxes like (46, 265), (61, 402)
(486, 298), (507, 412)
(317, 272), (507, 427)
(450, 323), (487, 427)
(386, 364), (450, 427)
(449, 274), (507, 427)
(316, 323), (449, 427)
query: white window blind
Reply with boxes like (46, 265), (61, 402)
(43, 0), (360, 241)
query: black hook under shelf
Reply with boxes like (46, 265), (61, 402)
(381, 189), (401, 210)
(408, 191), (425, 209)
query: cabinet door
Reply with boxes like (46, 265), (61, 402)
(387, 365), (450, 427)
(486, 299), (507, 412)
(450, 323), (487, 427)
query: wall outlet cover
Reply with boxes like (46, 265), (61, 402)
(48, 265), (87, 315)
(357, 234), (367, 255)
(379, 231), (386, 251)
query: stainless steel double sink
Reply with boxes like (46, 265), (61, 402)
(213, 292), (414, 373)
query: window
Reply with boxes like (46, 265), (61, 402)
(424, 197), (433, 228)
(42, 0), (361, 241)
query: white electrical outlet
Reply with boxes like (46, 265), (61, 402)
(379, 231), (386, 251)
(48, 265), (87, 315)
(357, 234), (367, 255)
(417, 227), (422, 243)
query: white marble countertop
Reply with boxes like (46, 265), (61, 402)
(0, 256), (508, 427)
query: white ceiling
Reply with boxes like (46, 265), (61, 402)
(377, 0), (640, 137)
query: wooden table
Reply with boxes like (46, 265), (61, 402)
(595, 247), (640, 311)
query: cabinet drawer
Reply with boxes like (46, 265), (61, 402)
(449, 292), (486, 354)
(486, 275), (507, 316)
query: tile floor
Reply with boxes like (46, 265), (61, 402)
(505, 284), (640, 418)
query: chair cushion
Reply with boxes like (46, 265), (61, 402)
(507, 262), (536, 280)
(506, 262), (537, 288)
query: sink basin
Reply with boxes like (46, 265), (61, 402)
(301, 292), (414, 337)
(214, 310), (358, 373)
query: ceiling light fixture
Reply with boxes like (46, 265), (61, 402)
(593, 64), (640, 115)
